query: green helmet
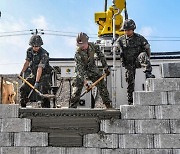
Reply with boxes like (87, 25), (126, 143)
(29, 35), (43, 46)
(122, 19), (136, 30)
(76, 32), (89, 44)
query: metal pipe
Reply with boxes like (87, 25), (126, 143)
(111, 1), (120, 106)
(104, 0), (108, 11)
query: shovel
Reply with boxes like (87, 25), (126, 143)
(18, 75), (55, 99)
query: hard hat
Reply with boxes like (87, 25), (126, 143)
(76, 32), (89, 44)
(122, 19), (136, 30)
(29, 35), (43, 46)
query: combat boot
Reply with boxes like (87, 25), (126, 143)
(105, 102), (113, 109)
(145, 71), (155, 78)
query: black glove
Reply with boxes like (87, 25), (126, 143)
(104, 68), (110, 76)
(34, 82), (39, 89)
(19, 71), (24, 77)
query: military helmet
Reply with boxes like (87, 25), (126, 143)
(76, 32), (89, 44)
(29, 35), (43, 46)
(122, 19), (136, 30)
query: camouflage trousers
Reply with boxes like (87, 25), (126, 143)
(20, 74), (51, 108)
(125, 52), (152, 103)
(70, 70), (111, 107)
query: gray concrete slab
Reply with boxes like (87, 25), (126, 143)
(154, 134), (180, 148)
(31, 147), (66, 154)
(1, 118), (31, 132)
(101, 119), (135, 134)
(14, 132), (48, 147)
(66, 148), (101, 154)
(0, 133), (13, 146)
(135, 120), (170, 134)
(134, 91), (168, 105)
(170, 120), (180, 133)
(146, 78), (180, 92)
(119, 134), (154, 148)
(155, 105), (180, 119)
(0, 147), (31, 154)
(168, 91), (180, 105)
(0, 104), (19, 118)
(101, 149), (136, 154)
(84, 134), (118, 148)
(137, 149), (173, 154)
(120, 105), (155, 119)
(162, 63), (180, 78)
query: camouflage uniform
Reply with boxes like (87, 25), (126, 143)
(20, 47), (52, 108)
(117, 33), (154, 104)
(70, 42), (111, 108)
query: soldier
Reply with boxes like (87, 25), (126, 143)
(20, 35), (52, 108)
(116, 19), (155, 105)
(70, 32), (112, 109)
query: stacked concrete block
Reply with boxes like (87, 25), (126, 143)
(0, 147), (31, 154)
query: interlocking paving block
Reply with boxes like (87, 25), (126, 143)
(134, 91), (168, 105)
(120, 105), (155, 119)
(102, 149), (136, 154)
(155, 105), (180, 119)
(137, 149), (173, 154)
(0, 133), (13, 146)
(31, 147), (66, 154)
(101, 120), (135, 134)
(0, 147), (31, 154)
(162, 63), (180, 78)
(1, 118), (31, 132)
(146, 78), (180, 92)
(84, 134), (118, 148)
(119, 134), (154, 148)
(168, 92), (180, 105)
(170, 120), (180, 133)
(14, 132), (48, 147)
(154, 134), (180, 148)
(66, 148), (101, 154)
(135, 120), (170, 134)
(0, 104), (19, 118)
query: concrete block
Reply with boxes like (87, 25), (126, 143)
(1, 118), (31, 132)
(168, 91), (180, 105)
(119, 134), (154, 148)
(155, 105), (180, 119)
(135, 120), (170, 134)
(0, 147), (31, 154)
(154, 134), (180, 148)
(170, 120), (180, 133)
(67, 148), (101, 154)
(101, 120), (135, 134)
(84, 134), (118, 148)
(0, 104), (19, 118)
(162, 62), (180, 78)
(0, 133), (13, 146)
(137, 149), (173, 154)
(102, 149), (136, 154)
(173, 149), (180, 154)
(134, 91), (168, 105)
(31, 147), (66, 154)
(120, 105), (155, 119)
(146, 78), (180, 92)
(14, 132), (48, 147)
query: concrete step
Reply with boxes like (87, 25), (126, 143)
(0, 104), (19, 118)
(162, 62), (180, 78)
(134, 91), (168, 105)
(1, 118), (31, 132)
(102, 149), (136, 154)
(146, 78), (180, 92)
(120, 105), (155, 119)
(137, 149), (173, 154)
(119, 134), (154, 148)
(84, 134), (118, 148)
(0, 147), (31, 154)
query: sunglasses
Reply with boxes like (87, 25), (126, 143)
(33, 46), (40, 47)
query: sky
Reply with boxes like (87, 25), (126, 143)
(0, 0), (180, 74)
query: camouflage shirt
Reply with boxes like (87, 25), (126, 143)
(117, 33), (151, 65)
(26, 47), (50, 75)
(74, 42), (108, 78)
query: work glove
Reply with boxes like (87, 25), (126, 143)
(19, 71), (24, 77)
(34, 82), (39, 89)
(104, 68), (110, 76)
